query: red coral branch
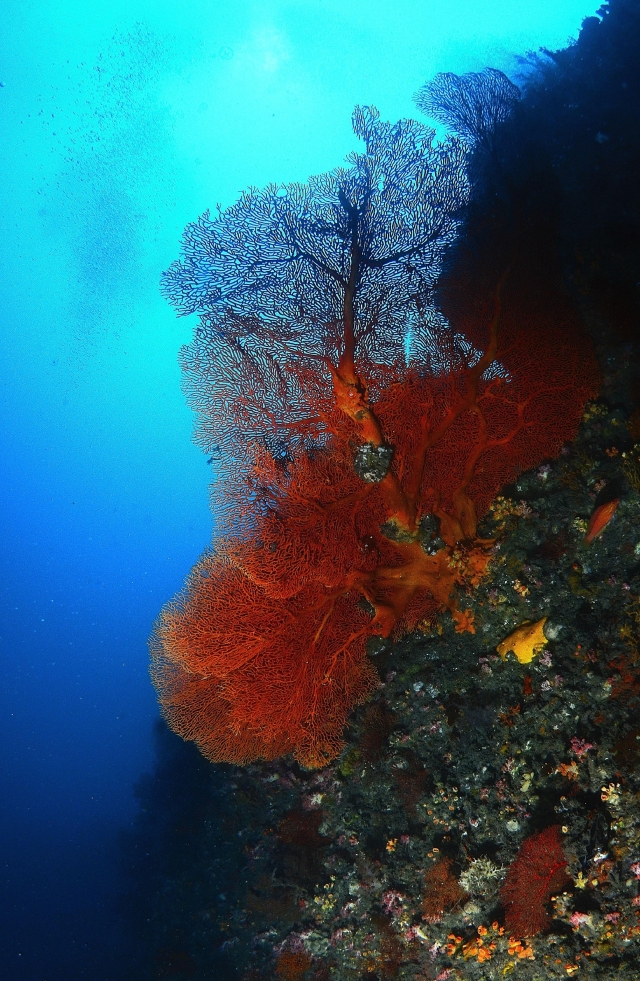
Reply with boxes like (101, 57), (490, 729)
(500, 825), (570, 937)
(421, 857), (467, 923)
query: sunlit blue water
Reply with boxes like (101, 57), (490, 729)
(0, 2), (599, 977)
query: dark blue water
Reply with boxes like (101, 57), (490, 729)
(0, 2), (599, 978)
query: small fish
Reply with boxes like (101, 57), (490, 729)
(585, 498), (619, 543)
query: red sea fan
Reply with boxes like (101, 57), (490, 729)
(500, 826), (570, 937)
(151, 84), (600, 769)
(150, 550), (379, 769)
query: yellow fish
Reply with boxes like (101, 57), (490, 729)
(497, 617), (548, 664)
(585, 498), (619, 543)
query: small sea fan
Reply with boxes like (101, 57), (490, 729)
(500, 826), (570, 937)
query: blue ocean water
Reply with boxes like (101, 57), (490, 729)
(0, 2), (600, 978)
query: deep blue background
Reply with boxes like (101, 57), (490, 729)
(0, 2), (598, 977)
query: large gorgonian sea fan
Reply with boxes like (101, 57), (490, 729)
(151, 72), (600, 768)
(163, 107), (470, 502)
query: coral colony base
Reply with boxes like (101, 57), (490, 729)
(138, 4), (640, 978)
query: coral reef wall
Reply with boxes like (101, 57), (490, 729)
(128, 3), (640, 979)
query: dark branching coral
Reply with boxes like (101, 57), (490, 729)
(162, 106), (468, 504)
(414, 68), (520, 154)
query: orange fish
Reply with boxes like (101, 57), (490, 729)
(585, 498), (619, 543)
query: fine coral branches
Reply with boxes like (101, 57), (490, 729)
(414, 68), (521, 151)
(500, 826), (570, 937)
(422, 857), (468, 923)
(151, 550), (378, 768)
